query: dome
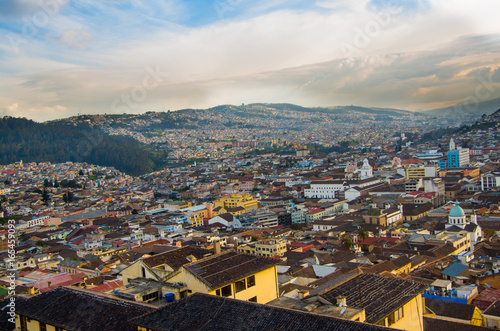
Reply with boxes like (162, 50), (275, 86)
(449, 202), (465, 217)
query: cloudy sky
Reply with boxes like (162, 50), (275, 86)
(1, 0), (500, 121)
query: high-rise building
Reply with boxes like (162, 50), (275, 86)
(447, 148), (469, 168)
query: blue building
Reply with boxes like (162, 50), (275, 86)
(438, 148), (470, 169)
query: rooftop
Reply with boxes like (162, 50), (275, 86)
(183, 251), (280, 290)
(319, 273), (428, 324)
(16, 286), (156, 331)
(129, 292), (395, 331)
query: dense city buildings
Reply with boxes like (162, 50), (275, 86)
(1, 109), (500, 330)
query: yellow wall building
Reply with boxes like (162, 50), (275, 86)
(237, 238), (287, 257)
(320, 273), (428, 331)
(166, 251), (280, 304)
(213, 193), (258, 214)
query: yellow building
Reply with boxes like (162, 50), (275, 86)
(483, 301), (500, 328)
(435, 232), (471, 254)
(319, 273), (428, 331)
(213, 193), (258, 214)
(406, 164), (440, 180)
(166, 251), (280, 304)
(120, 246), (212, 286)
(237, 238), (287, 257)
(425, 297), (483, 326)
(14, 286), (156, 331)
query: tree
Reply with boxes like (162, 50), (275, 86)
(43, 179), (52, 187)
(358, 228), (368, 245)
(484, 228), (497, 241)
(79, 169), (84, 176)
(53, 179), (59, 188)
(63, 192), (74, 203)
(341, 236), (352, 251)
(41, 189), (50, 205)
(132, 209), (138, 215)
(367, 208), (381, 216)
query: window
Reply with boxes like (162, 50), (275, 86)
(248, 296), (257, 302)
(39, 322), (47, 331)
(216, 284), (232, 297)
(235, 279), (246, 293)
(20, 316), (27, 331)
(55, 328), (64, 331)
(388, 307), (404, 325)
(142, 291), (159, 302)
(247, 275), (255, 288)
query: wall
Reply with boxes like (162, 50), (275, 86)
(16, 315), (64, 331)
(378, 295), (424, 331)
(168, 265), (279, 304)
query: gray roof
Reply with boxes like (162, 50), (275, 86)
(58, 259), (82, 268)
(16, 287), (156, 331)
(320, 273), (428, 324)
(129, 293), (397, 331)
(60, 209), (107, 222)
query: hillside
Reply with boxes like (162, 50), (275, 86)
(0, 117), (164, 176)
(423, 97), (500, 120)
(50, 103), (426, 132)
(419, 108), (500, 142)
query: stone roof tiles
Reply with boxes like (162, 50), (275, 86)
(183, 251), (280, 290)
(129, 292), (395, 331)
(16, 287), (156, 331)
(320, 273), (428, 324)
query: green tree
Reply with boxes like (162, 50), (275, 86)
(41, 189), (50, 205)
(132, 209), (138, 215)
(43, 179), (52, 187)
(341, 236), (352, 250)
(358, 228), (368, 245)
(484, 228), (497, 241)
(367, 208), (381, 216)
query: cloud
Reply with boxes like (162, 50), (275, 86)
(48, 29), (94, 49)
(0, 0), (500, 121)
(1, 102), (67, 119)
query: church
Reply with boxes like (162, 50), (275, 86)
(442, 202), (482, 250)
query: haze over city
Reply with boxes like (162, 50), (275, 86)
(1, 0), (500, 121)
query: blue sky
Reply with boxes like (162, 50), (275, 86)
(1, 0), (500, 121)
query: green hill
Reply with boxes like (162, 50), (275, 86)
(0, 117), (162, 176)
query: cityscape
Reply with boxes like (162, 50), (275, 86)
(1, 0), (500, 331)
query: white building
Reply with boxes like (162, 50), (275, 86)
(481, 170), (500, 191)
(304, 181), (345, 199)
(358, 159), (373, 180)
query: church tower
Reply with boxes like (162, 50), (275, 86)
(359, 159), (373, 180)
(449, 138), (456, 151)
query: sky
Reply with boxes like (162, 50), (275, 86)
(1, 0), (500, 121)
